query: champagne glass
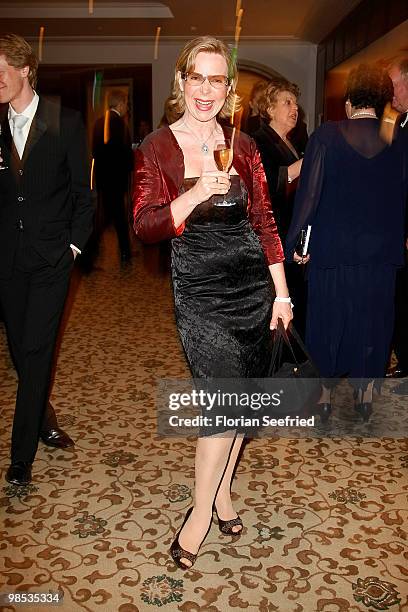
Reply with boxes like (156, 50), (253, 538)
(0, 125), (8, 171)
(213, 138), (234, 207)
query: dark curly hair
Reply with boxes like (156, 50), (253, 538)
(258, 79), (300, 121)
(345, 63), (393, 118)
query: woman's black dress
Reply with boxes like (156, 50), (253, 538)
(253, 120), (308, 336)
(171, 175), (273, 380)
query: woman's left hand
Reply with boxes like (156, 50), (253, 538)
(270, 301), (293, 330)
(293, 252), (310, 264)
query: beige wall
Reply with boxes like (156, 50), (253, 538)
(35, 37), (317, 132)
(324, 20), (408, 121)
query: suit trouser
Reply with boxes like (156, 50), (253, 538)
(100, 189), (131, 258)
(0, 243), (73, 462)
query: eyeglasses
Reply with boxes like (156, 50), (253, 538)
(182, 72), (230, 89)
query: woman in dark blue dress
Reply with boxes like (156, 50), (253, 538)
(286, 64), (408, 421)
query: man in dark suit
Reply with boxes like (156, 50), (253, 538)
(92, 90), (133, 263)
(0, 33), (93, 485)
(388, 58), (408, 393)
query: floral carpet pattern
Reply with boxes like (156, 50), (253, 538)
(0, 230), (408, 611)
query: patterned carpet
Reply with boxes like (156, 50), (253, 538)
(0, 229), (408, 612)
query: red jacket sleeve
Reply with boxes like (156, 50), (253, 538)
(248, 140), (284, 265)
(132, 139), (184, 243)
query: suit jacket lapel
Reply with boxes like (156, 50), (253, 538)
(0, 106), (22, 174)
(21, 98), (48, 164)
(259, 121), (298, 163)
(269, 124), (297, 163)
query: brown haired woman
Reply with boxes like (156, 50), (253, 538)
(254, 79), (307, 334)
(133, 36), (292, 569)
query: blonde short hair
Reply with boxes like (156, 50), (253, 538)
(167, 36), (240, 120)
(0, 32), (38, 88)
(258, 79), (300, 120)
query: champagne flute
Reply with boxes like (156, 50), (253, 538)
(213, 138), (234, 207)
(0, 125), (8, 171)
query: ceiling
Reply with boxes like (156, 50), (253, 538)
(0, 0), (363, 43)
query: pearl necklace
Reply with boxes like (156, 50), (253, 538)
(350, 111), (377, 119)
(182, 120), (218, 154)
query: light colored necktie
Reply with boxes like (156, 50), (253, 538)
(12, 114), (29, 159)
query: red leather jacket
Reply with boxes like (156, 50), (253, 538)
(132, 125), (284, 265)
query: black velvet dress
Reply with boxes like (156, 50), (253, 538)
(171, 175), (273, 380)
(253, 120), (308, 337)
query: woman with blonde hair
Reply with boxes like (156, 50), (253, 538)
(133, 36), (292, 569)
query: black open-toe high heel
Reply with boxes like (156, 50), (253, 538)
(170, 508), (197, 570)
(170, 507), (211, 570)
(216, 511), (243, 536)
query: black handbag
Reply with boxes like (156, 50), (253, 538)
(267, 320), (320, 416)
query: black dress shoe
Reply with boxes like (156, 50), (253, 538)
(40, 427), (74, 449)
(386, 366), (408, 378)
(5, 461), (32, 485)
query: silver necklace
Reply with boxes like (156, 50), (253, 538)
(282, 136), (299, 159)
(182, 120), (218, 154)
(350, 111), (377, 119)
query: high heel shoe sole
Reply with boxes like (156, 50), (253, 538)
(170, 508), (197, 570)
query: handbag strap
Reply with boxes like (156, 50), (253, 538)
(276, 320), (300, 366)
(283, 321), (317, 366)
(269, 320), (318, 375)
(268, 328), (284, 376)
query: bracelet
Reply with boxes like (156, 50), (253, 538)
(274, 296), (294, 308)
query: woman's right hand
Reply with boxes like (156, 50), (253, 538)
(189, 171), (230, 205)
